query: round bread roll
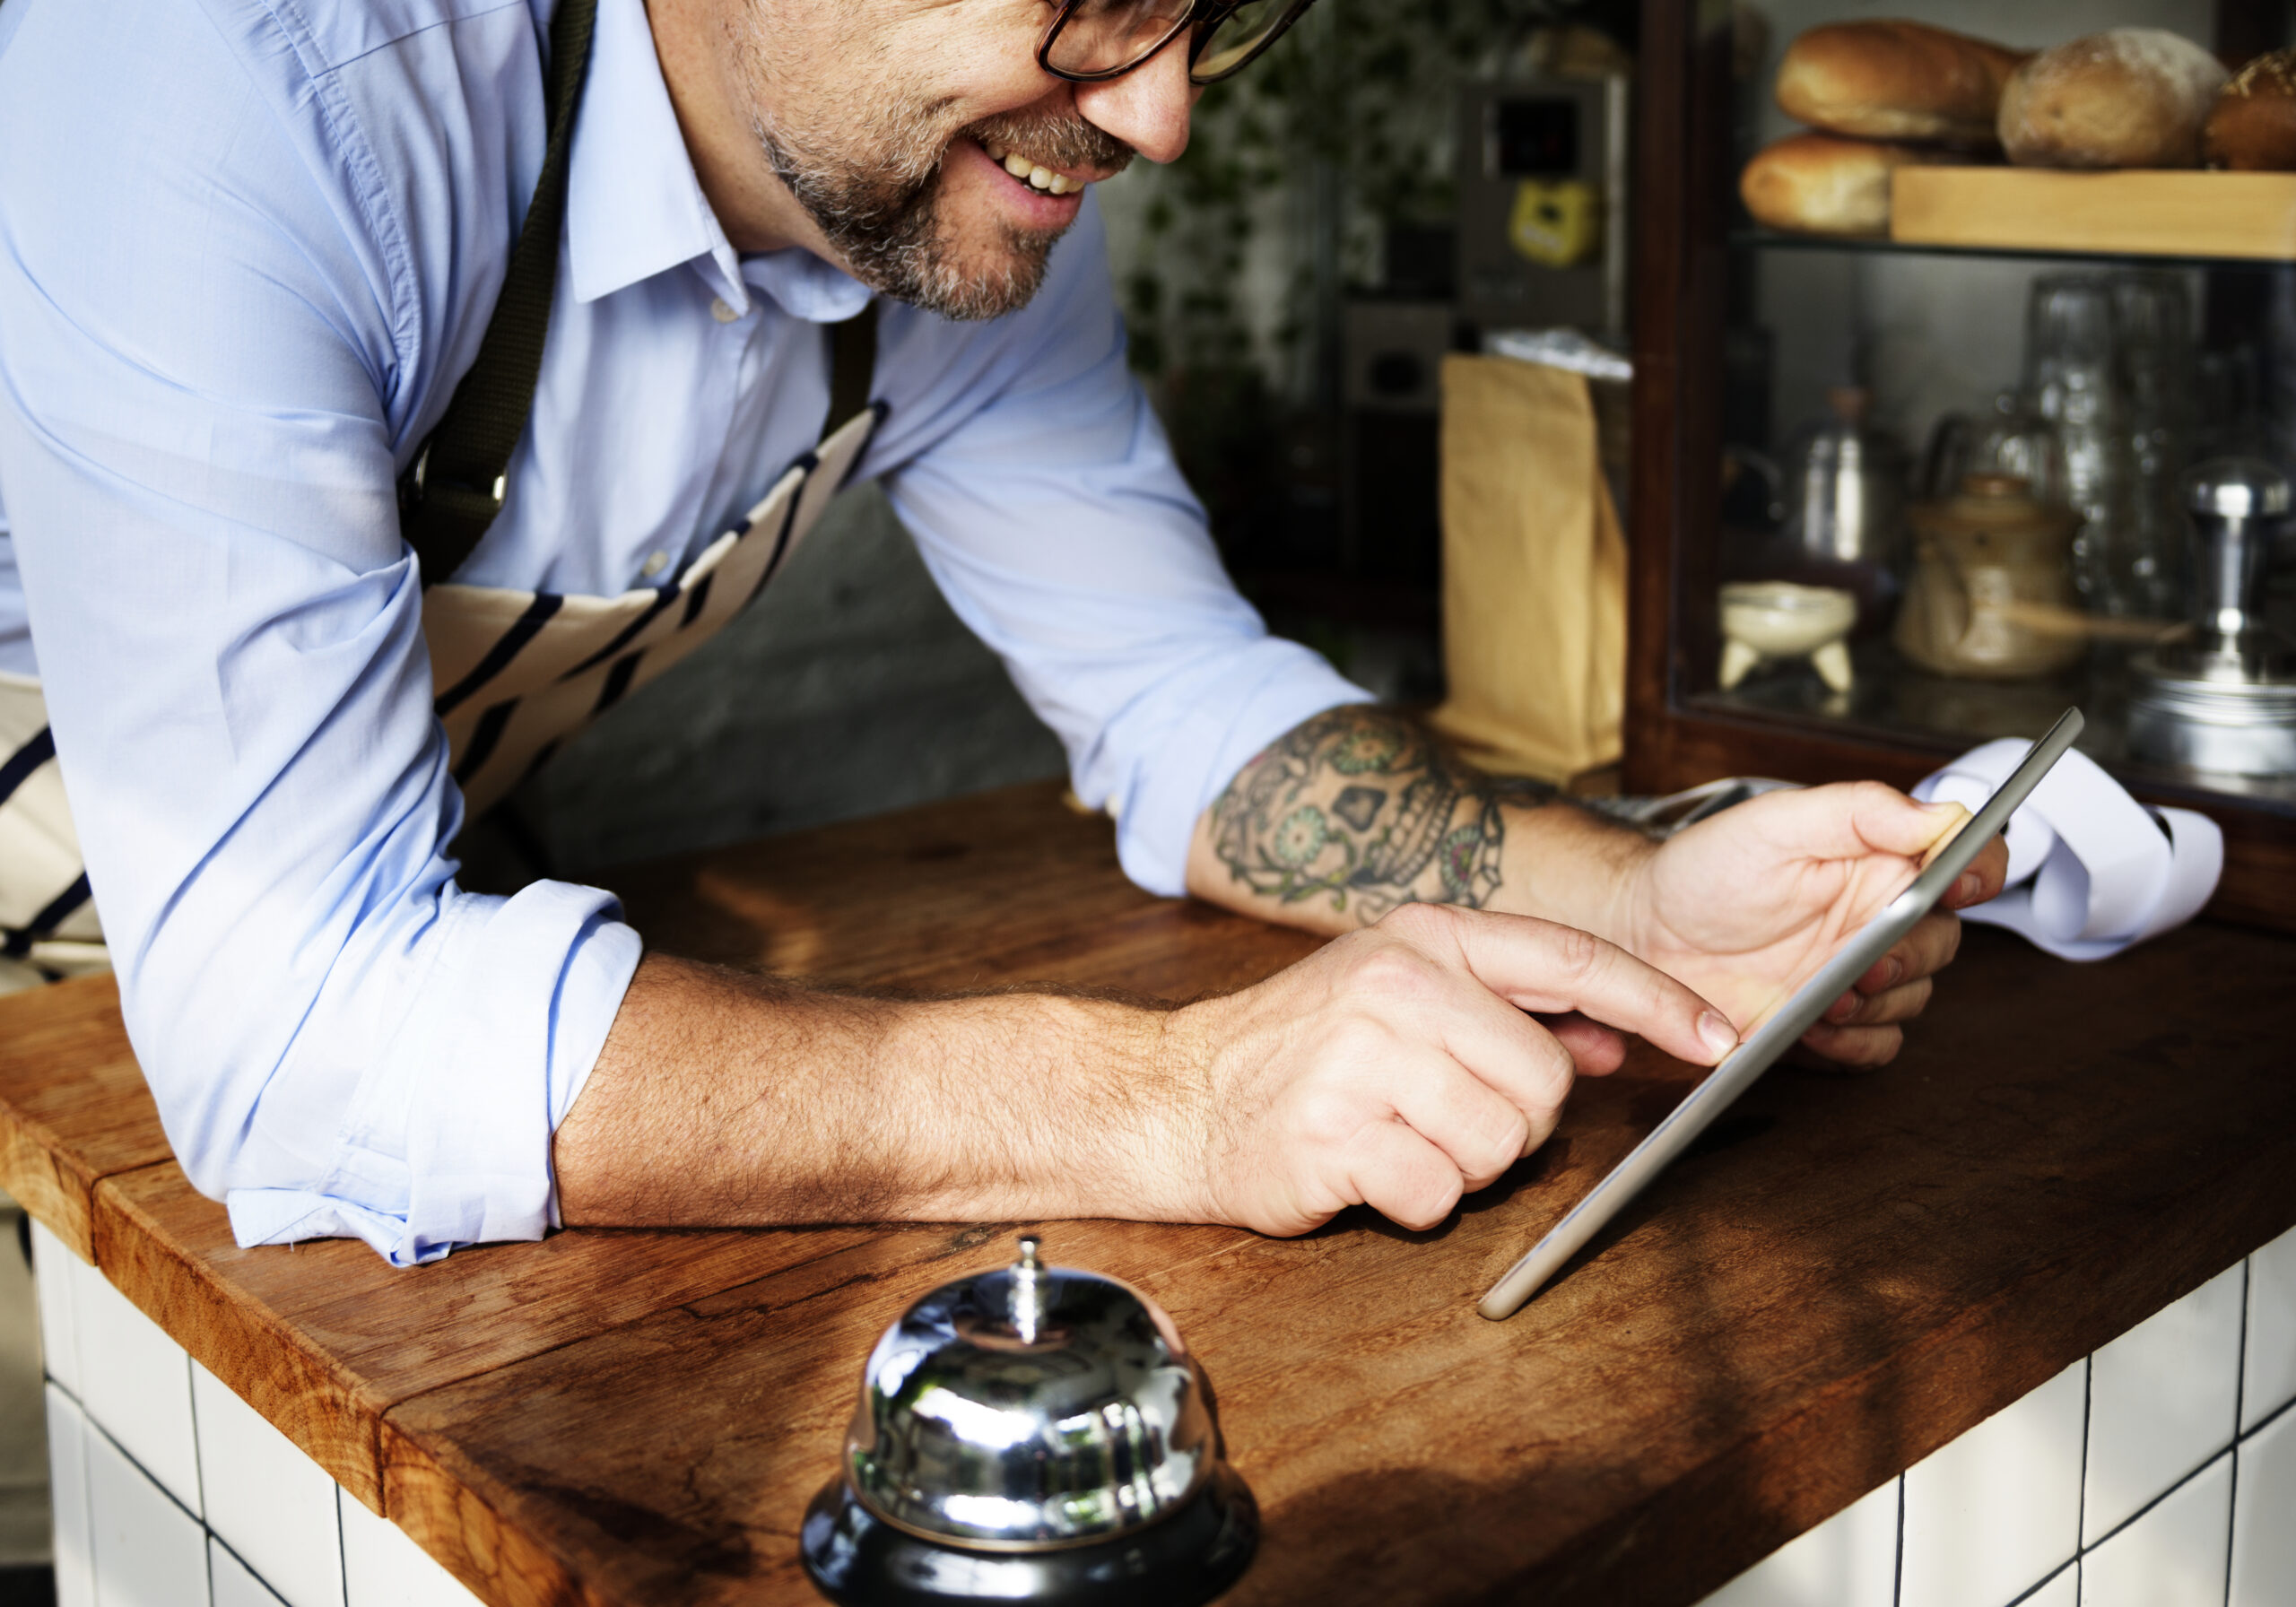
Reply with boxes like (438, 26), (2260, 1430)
(1999, 30), (2230, 169)
(2205, 50), (2296, 170)
(1776, 21), (2031, 147)
(1740, 133), (1943, 237)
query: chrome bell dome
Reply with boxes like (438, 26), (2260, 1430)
(801, 1236), (1257, 1606)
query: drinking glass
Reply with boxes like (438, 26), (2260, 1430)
(2114, 272), (2196, 620)
(2025, 274), (2137, 616)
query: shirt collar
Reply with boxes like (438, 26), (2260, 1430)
(563, 0), (871, 323)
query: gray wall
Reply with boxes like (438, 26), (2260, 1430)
(474, 484), (1067, 882)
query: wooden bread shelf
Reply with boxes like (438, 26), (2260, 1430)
(1891, 167), (2296, 261)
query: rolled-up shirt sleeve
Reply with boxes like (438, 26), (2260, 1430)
(0, 0), (639, 1264)
(881, 203), (1371, 897)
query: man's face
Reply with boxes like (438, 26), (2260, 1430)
(726, 1), (1199, 320)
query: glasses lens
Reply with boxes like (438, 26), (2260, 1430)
(1046, 0), (1195, 78)
(1190, 0), (1294, 82)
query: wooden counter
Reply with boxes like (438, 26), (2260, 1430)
(4, 779), (2292, 1606)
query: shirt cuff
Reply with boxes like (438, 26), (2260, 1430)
(1100, 642), (1372, 898)
(224, 881), (642, 1266)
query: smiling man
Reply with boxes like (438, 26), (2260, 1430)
(0, 0), (2004, 1266)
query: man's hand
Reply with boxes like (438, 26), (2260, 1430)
(1187, 707), (2010, 1069)
(1159, 903), (1740, 1236)
(1616, 782), (2010, 1066)
(557, 906), (1737, 1238)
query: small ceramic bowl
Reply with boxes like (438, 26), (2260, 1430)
(1719, 580), (1859, 692)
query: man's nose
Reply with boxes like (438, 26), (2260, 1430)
(1071, 34), (1201, 165)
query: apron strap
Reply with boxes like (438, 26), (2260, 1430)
(825, 300), (880, 442)
(398, 0), (598, 588)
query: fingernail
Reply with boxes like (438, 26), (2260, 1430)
(1952, 873), (1980, 905)
(1882, 957), (1903, 988)
(1830, 991), (1857, 1022)
(1698, 1011), (1739, 1059)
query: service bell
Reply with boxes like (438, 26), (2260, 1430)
(800, 1235), (1257, 1605)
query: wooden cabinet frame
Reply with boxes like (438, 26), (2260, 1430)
(1623, 0), (2296, 930)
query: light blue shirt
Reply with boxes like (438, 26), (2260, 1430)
(0, 0), (1365, 1264)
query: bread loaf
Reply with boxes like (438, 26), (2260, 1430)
(1999, 30), (2229, 169)
(1776, 22), (2030, 146)
(2205, 50), (2296, 170)
(1740, 134), (1942, 237)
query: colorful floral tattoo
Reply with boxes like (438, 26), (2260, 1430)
(1208, 707), (1558, 922)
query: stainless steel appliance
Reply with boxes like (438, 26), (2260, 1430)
(1456, 77), (1629, 339)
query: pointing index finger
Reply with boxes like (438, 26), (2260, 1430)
(1434, 909), (1739, 1066)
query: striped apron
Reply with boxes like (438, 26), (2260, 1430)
(0, 377), (883, 989)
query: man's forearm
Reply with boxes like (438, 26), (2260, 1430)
(553, 954), (1202, 1228)
(1186, 706), (1655, 942)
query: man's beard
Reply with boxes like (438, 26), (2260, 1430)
(755, 109), (1133, 322)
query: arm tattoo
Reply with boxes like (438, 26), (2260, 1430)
(1207, 707), (1559, 923)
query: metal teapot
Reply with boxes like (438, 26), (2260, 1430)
(800, 1236), (1258, 1605)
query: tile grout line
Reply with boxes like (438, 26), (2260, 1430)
(2077, 1444), (2238, 1563)
(1892, 1472), (1904, 1607)
(2076, 1353), (2092, 1585)
(2225, 1256), (2248, 1607)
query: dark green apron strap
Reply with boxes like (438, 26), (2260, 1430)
(398, 0), (598, 587)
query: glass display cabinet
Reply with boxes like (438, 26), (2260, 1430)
(1627, 0), (2296, 931)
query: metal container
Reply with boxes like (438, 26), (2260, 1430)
(800, 1236), (1257, 1605)
(2130, 459), (2296, 775)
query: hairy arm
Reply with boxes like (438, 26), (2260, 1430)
(1186, 705), (1651, 942)
(553, 957), (1200, 1227)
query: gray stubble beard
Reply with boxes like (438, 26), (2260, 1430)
(751, 106), (1132, 322)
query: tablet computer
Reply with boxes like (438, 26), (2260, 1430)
(1476, 708), (2085, 1322)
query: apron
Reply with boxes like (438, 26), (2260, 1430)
(0, 0), (881, 986)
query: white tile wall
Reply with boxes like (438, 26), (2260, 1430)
(2244, 1223), (2296, 1434)
(191, 1363), (344, 1607)
(1901, 1359), (2088, 1607)
(2079, 1449), (2231, 1607)
(337, 1490), (483, 1607)
(1700, 1476), (1900, 1607)
(2083, 1262), (2245, 1544)
(83, 1414), (209, 1607)
(46, 1383), (93, 1607)
(30, 1218), (83, 1398)
(2230, 1405), (2296, 1607)
(71, 1261), (201, 1518)
(208, 1537), (288, 1607)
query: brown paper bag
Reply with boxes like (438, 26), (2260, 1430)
(1427, 354), (1626, 783)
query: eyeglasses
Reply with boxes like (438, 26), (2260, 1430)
(1037, 0), (1320, 86)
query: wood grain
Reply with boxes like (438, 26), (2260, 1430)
(1892, 169), (2296, 262)
(0, 974), (171, 1259)
(6, 780), (2293, 1607)
(377, 922), (2296, 1606)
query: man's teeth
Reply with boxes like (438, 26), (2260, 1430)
(983, 143), (1083, 196)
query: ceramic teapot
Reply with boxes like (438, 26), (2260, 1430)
(1895, 473), (2086, 680)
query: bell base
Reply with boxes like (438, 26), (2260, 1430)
(799, 1464), (1257, 1607)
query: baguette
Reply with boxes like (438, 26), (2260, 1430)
(1776, 21), (2031, 146)
(2205, 49), (2296, 170)
(1739, 133), (1943, 238)
(2000, 30), (2229, 169)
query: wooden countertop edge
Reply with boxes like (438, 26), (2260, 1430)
(86, 1166), (396, 1511)
(0, 1116), (117, 1263)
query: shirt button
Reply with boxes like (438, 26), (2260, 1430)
(709, 297), (741, 323)
(639, 550), (670, 579)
